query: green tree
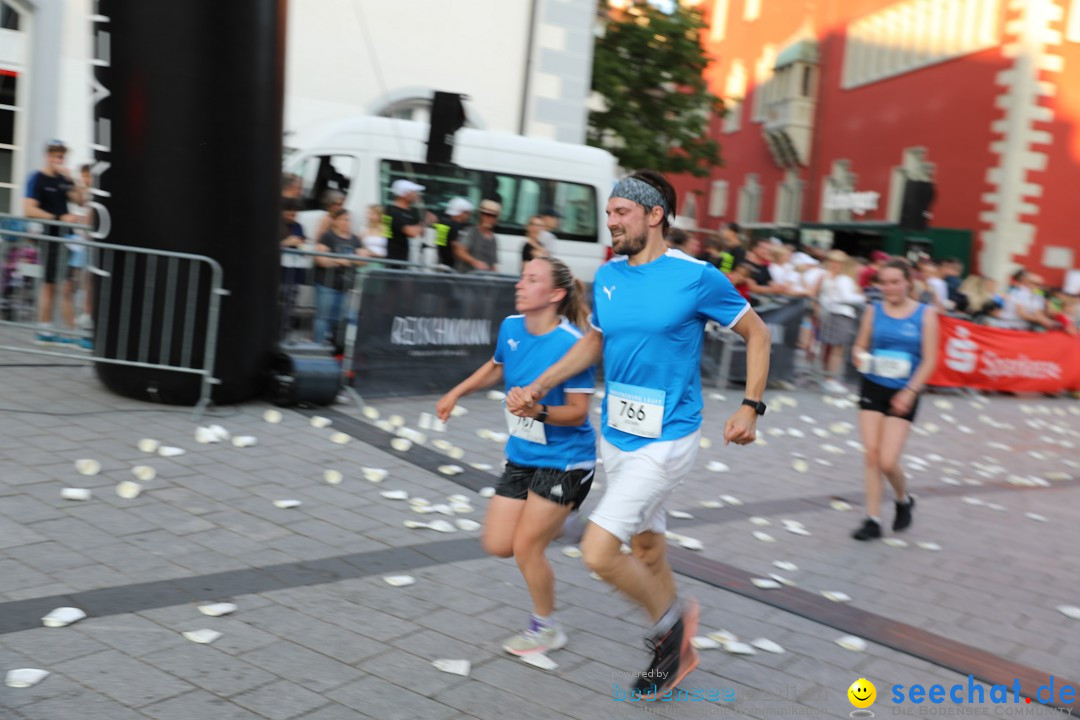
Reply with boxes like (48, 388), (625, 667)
(588, 0), (722, 177)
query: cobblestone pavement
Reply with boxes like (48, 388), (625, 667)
(0, 349), (1078, 719)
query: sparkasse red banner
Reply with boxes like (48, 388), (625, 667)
(930, 316), (1080, 393)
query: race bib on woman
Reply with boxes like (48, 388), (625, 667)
(505, 407), (547, 445)
(872, 350), (913, 379)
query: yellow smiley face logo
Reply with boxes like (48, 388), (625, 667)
(848, 678), (876, 708)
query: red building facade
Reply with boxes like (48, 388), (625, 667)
(673, 0), (1080, 287)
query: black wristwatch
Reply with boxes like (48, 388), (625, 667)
(535, 404), (549, 423)
(741, 398), (767, 416)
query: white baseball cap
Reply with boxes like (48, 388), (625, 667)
(445, 197), (474, 215)
(391, 179), (425, 197)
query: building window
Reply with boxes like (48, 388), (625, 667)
(722, 60), (747, 134)
(775, 170), (803, 224)
(710, 0), (730, 42)
(708, 180), (729, 217)
(1068, 0), (1080, 43)
(842, 0), (1001, 89)
(821, 159), (856, 223)
(0, 1), (20, 31)
(887, 147), (935, 223)
(737, 174), (762, 224)
(751, 44), (777, 123)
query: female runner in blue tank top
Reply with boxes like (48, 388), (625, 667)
(850, 259), (939, 540)
(436, 256), (596, 656)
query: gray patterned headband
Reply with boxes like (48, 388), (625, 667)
(610, 177), (670, 218)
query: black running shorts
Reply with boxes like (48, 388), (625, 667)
(496, 461), (594, 509)
(859, 376), (920, 422)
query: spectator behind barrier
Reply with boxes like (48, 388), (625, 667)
(743, 237), (791, 296)
(816, 249), (865, 395)
(361, 204), (388, 258)
(456, 199), (500, 272)
(313, 209), (371, 350)
(312, 189), (347, 242)
(716, 222), (745, 274)
(858, 250), (890, 290)
(727, 262), (755, 306)
(998, 270), (1057, 331)
(522, 215), (551, 269)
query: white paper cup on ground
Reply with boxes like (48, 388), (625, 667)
(232, 435), (258, 448)
(381, 490), (409, 501)
(310, 416), (332, 429)
(519, 654), (558, 671)
(323, 469), (343, 485)
(137, 438), (160, 453)
(330, 432), (350, 445)
(455, 518), (481, 531)
(116, 481), (142, 499)
(158, 446), (185, 457)
(390, 438), (412, 452)
(194, 426), (218, 444)
(5, 669), (49, 688)
(182, 629), (222, 644)
(383, 575), (416, 587)
(362, 467), (388, 483)
(273, 499), (302, 509)
(61, 488), (91, 501)
(198, 602), (237, 617)
(362, 406), (380, 420)
(42, 607), (86, 628)
(479, 486), (496, 498)
(74, 458), (101, 476)
(432, 659), (470, 676)
(132, 465), (156, 482)
(836, 635), (868, 652)
(262, 409), (283, 424)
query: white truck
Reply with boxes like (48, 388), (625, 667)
(285, 116), (617, 281)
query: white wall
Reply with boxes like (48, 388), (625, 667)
(284, 0), (532, 136)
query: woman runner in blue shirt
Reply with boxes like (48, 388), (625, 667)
(850, 259), (939, 540)
(436, 257), (596, 656)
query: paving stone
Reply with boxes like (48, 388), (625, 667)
(231, 680), (329, 720)
(240, 640), (364, 693)
(329, 676), (461, 720)
(142, 690), (269, 720)
(51, 648), (195, 707)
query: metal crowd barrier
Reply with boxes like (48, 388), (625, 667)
(0, 214), (227, 417)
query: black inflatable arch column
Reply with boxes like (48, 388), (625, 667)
(92, 0), (286, 405)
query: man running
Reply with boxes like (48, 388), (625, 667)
(507, 170), (771, 698)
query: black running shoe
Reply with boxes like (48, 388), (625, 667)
(893, 496), (915, 531)
(631, 604), (700, 700)
(852, 518), (882, 541)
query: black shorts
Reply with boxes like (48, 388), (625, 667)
(41, 241), (74, 284)
(859, 377), (920, 422)
(496, 461), (594, 509)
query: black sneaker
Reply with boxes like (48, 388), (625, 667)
(852, 518), (882, 541)
(893, 496), (915, 531)
(631, 606), (699, 699)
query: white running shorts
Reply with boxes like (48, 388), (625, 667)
(589, 429), (701, 544)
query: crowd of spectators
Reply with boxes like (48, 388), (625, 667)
(665, 221), (1080, 393)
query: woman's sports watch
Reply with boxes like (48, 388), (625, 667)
(535, 404), (549, 423)
(741, 398), (767, 416)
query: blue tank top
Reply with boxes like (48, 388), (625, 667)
(867, 302), (926, 389)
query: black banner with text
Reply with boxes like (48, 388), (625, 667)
(352, 270), (516, 397)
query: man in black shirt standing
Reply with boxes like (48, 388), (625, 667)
(433, 197), (473, 268)
(23, 140), (86, 347)
(382, 179), (425, 264)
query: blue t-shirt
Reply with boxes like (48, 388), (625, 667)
(493, 315), (596, 470)
(591, 250), (750, 451)
(867, 302), (926, 389)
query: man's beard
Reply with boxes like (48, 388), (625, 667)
(612, 229), (648, 256)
